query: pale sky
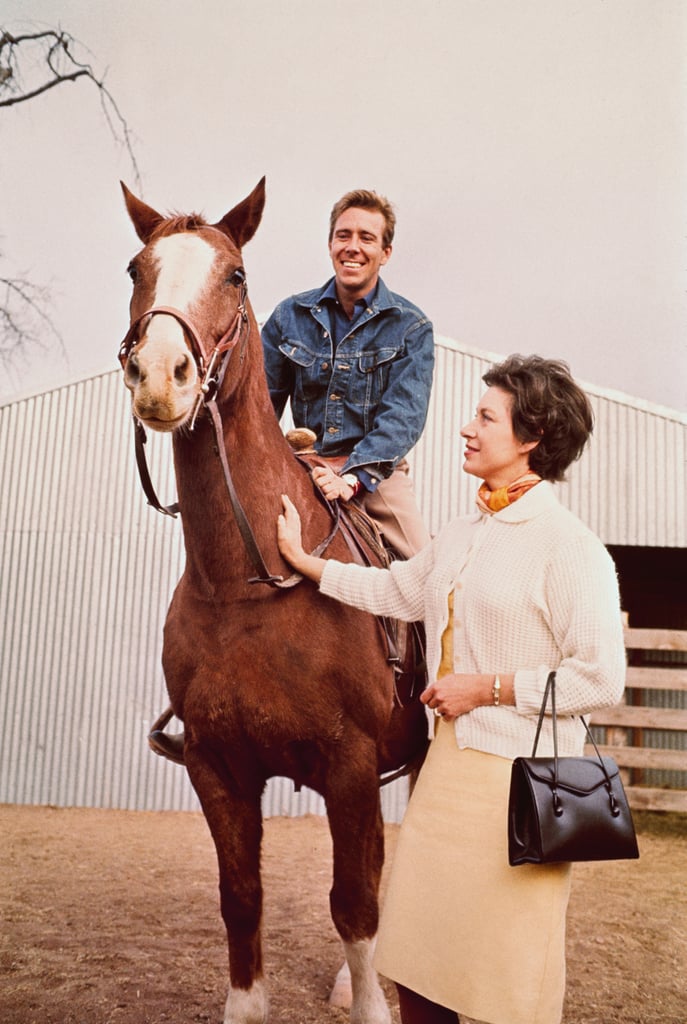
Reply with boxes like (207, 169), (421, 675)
(1, 0), (685, 414)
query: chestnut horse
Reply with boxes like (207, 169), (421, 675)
(118, 179), (427, 1024)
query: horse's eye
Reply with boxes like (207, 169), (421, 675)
(127, 262), (138, 283)
(228, 268), (246, 287)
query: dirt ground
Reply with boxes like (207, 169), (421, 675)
(1, 805), (685, 1024)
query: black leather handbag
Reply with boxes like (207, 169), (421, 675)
(508, 672), (639, 866)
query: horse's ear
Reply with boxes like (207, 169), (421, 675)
(121, 182), (164, 244)
(215, 177), (266, 249)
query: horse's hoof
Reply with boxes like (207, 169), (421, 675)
(328, 961), (353, 1008)
(148, 729), (186, 765)
(328, 980), (353, 1009)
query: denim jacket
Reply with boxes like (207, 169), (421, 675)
(261, 277), (434, 486)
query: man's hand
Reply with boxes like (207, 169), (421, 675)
(312, 465), (358, 501)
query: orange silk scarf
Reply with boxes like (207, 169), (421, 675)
(475, 471), (542, 514)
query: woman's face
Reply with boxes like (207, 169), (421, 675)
(461, 385), (538, 489)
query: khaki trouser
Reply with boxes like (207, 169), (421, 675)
(321, 456), (429, 560)
(362, 459), (430, 559)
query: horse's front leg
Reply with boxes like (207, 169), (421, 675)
(326, 746), (392, 1024)
(185, 746), (268, 1024)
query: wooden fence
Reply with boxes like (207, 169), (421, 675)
(588, 627), (687, 813)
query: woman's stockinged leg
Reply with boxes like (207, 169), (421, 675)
(396, 983), (459, 1023)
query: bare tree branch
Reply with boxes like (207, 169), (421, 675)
(0, 66), (90, 105)
(0, 25), (141, 382)
(0, 265), (67, 380)
(0, 27), (141, 186)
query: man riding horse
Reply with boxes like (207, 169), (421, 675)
(151, 188), (435, 765)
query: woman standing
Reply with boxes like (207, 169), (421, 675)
(277, 355), (626, 1024)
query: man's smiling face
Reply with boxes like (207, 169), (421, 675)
(328, 207), (392, 304)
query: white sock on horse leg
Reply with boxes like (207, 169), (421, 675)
(223, 978), (268, 1024)
(343, 937), (391, 1024)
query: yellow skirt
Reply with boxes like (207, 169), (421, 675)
(374, 720), (572, 1024)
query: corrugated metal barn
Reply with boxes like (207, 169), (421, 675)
(1, 335), (685, 818)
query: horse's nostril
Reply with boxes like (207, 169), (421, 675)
(174, 353), (192, 385)
(125, 355), (142, 386)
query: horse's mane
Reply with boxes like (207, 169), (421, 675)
(149, 213), (209, 242)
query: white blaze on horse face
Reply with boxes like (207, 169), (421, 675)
(129, 233), (217, 429)
(149, 233), (217, 340)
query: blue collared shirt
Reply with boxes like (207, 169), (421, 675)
(319, 278), (377, 349)
(261, 277), (435, 489)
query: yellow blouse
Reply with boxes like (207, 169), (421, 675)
(438, 590), (455, 679)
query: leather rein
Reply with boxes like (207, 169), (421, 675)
(117, 281), (339, 588)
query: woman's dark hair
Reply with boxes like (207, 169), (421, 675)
(482, 355), (594, 482)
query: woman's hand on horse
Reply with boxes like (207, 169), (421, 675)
(277, 496), (326, 582)
(277, 495), (304, 562)
(311, 466), (357, 502)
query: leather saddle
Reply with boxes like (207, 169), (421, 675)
(286, 429), (426, 702)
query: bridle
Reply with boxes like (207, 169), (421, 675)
(118, 273), (250, 430)
(117, 276), (339, 588)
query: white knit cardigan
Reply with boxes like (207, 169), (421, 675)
(320, 481), (627, 759)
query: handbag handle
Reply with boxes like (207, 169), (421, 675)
(531, 671), (621, 819)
